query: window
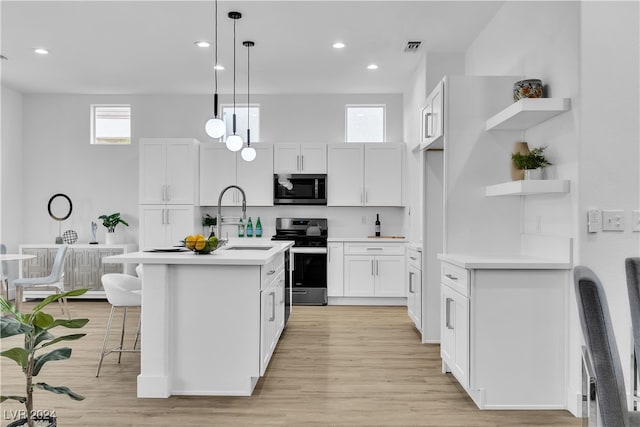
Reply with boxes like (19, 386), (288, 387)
(222, 105), (260, 142)
(91, 105), (131, 145)
(345, 105), (385, 143)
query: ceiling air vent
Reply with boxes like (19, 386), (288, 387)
(404, 41), (422, 53)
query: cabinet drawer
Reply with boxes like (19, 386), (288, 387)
(441, 262), (469, 296)
(344, 243), (405, 256)
(406, 248), (422, 269)
(261, 253), (284, 290)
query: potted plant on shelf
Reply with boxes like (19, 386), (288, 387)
(202, 214), (217, 238)
(511, 145), (552, 180)
(98, 212), (129, 245)
(0, 289), (89, 427)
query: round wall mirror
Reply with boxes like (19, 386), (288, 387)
(48, 193), (72, 221)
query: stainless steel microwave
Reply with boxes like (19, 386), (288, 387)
(274, 174), (327, 205)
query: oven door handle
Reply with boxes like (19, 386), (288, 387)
(289, 247), (328, 254)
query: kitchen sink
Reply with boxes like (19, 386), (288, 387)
(223, 246), (273, 251)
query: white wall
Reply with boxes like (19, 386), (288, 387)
(1, 85), (24, 287)
(18, 93), (404, 245)
(463, 0), (639, 414)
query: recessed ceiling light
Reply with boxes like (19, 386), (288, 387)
(333, 42), (345, 49)
(214, 64), (224, 71)
(34, 48), (49, 55)
(367, 64), (379, 70)
(195, 41), (211, 48)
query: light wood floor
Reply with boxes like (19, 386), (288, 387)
(1, 301), (581, 426)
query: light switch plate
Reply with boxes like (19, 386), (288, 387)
(632, 210), (640, 232)
(587, 209), (601, 233)
(602, 210), (625, 232)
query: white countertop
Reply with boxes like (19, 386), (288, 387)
(103, 241), (293, 266)
(437, 253), (572, 270)
(328, 237), (408, 243)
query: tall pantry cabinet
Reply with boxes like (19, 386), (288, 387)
(139, 138), (200, 250)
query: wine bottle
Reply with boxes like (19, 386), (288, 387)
(246, 217), (253, 237)
(238, 218), (244, 237)
(255, 217), (262, 238)
(375, 214), (381, 237)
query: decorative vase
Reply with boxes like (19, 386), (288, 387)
(105, 231), (119, 245)
(513, 79), (543, 101)
(524, 168), (543, 180)
(511, 141), (530, 181)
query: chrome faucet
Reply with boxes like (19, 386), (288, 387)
(216, 185), (247, 239)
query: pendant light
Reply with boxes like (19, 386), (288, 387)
(204, 0), (225, 139)
(225, 11), (243, 152)
(241, 41), (256, 162)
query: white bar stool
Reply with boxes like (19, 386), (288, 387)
(96, 273), (142, 377)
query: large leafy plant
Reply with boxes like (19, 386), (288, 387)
(98, 212), (129, 233)
(0, 289), (89, 427)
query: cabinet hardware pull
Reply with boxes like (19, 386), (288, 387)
(161, 209), (165, 225)
(365, 190), (368, 204)
(371, 260), (374, 276)
(297, 155), (300, 171)
(376, 260), (379, 276)
(445, 297), (454, 329)
(166, 209), (170, 224)
(269, 291), (276, 321)
(445, 273), (458, 281)
(425, 112), (433, 138)
(409, 271), (414, 293)
(301, 155), (304, 171)
(360, 190), (363, 204)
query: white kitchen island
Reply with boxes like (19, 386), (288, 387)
(103, 240), (293, 398)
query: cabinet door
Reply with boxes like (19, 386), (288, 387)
(430, 81), (444, 143)
(72, 249), (101, 290)
(364, 144), (403, 206)
(99, 249), (124, 279)
(260, 281), (277, 376)
(299, 144), (327, 173)
(274, 143), (300, 174)
(374, 256), (405, 297)
(327, 242), (344, 297)
(139, 205), (167, 250)
(327, 144), (364, 206)
(165, 140), (196, 205)
(441, 283), (469, 388)
(407, 265), (422, 331)
(21, 248), (49, 278)
(344, 256), (374, 296)
(166, 206), (195, 247)
(199, 145), (237, 206)
(237, 144), (274, 206)
(139, 140), (167, 204)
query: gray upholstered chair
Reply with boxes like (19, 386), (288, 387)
(626, 258), (640, 405)
(574, 265), (640, 426)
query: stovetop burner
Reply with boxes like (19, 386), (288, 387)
(271, 217), (328, 247)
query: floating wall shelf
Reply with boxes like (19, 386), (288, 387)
(485, 179), (570, 197)
(486, 98), (571, 131)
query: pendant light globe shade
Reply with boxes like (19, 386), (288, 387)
(205, 118), (225, 138)
(226, 134), (243, 151)
(241, 146), (256, 162)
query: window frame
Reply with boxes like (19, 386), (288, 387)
(90, 104), (132, 145)
(221, 103), (261, 143)
(345, 104), (386, 143)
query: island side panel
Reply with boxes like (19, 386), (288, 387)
(169, 264), (261, 396)
(138, 264), (172, 397)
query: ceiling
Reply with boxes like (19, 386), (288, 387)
(0, 1), (504, 95)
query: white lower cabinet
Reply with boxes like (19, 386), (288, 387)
(439, 260), (567, 409)
(343, 243), (405, 297)
(260, 258), (285, 376)
(327, 242), (344, 297)
(406, 247), (422, 332)
(139, 205), (196, 250)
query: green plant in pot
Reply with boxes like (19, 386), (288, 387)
(202, 214), (217, 238)
(511, 145), (552, 180)
(98, 212), (129, 245)
(1, 289), (89, 427)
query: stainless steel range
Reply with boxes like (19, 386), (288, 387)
(271, 218), (328, 306)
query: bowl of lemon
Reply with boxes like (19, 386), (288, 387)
(183, 234), (223, 254)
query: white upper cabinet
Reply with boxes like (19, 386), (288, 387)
(140, 138), (199, 205)
(200, 144), (274, 207)
(327, 143), (403, 206)
(420, 80), (444, 150)
(274, 143), (326, 174)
